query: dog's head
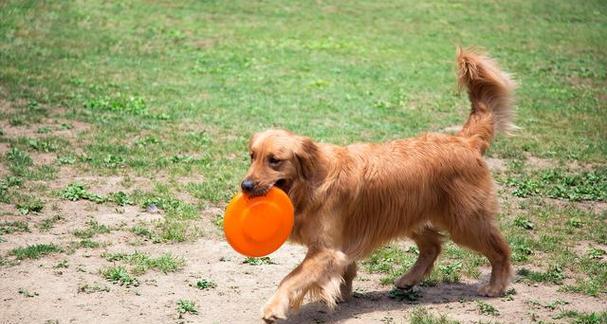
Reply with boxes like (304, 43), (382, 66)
(241, 129), (319, 197)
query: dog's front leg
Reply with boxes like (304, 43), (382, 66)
(262, 248), (349, 323)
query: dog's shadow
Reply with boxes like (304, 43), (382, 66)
(282, 282), (484, 323)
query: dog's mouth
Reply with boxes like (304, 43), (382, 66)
(274, 179), (291, 194)
(246, 179), (291, 198)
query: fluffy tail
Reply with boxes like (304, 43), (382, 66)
(456, 47), (517, 154)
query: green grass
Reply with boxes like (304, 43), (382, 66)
(476, 301), (500, 317)
(242, 257), (274, 266)
(10, 244), (62, 260)
(101, 266), (139, 287)
(73, 220), (111, 239)
(555, 310), (607, 324)
(195, 279), (217, 290)
(38, 214), (63, 231)
(177, 299), (198, 316)
(0, 221), (29, 234)
(505, 167), (607, 201)
(409, 308), (459, 324)
(103, 251), (185, 274)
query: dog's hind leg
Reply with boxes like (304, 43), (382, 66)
(395, 227), (443, 289)
(448, 210), (512, 297)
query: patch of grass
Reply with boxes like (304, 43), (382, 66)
(554, 310), (607, 324)
(476, 300), (500, 316)
(78, 239), (101, 249)
(57, 155), (77, 165)
(131, 225), (157, 241)
(73, 220), (111, 239)
(242, 256), (274, 266)
(38, 214), (63, 231)
(10, 244), (62, 260)
(177, 299), (198, 316)
(409, 307), (459, 324)
(363, 246), (416, 284)
(517, 266), (565, 285)
(23, 136), (68, 153)
(506, 167), (607, 201)
(195, 279), (217, 290)
(54, 260), (69, 269)
(108, 191), (132, 206)
(513, 216), (534, 230)
(15, 196), (44, 215)
(61, 183), (105, 203)
(103, 251), (185, 275)
(387, 287), (421, 302)
(101, 266), (139, 287)
(0, 221), (30, 234)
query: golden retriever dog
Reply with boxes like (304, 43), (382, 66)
(241, 48), (516, 323)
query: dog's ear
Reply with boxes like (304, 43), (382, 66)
(294, 136), (319, 180)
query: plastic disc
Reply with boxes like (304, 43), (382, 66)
(223, 187), (294, 257)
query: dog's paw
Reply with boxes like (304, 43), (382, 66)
(478, 284), (505, 297)
(261, 295), (288, 323)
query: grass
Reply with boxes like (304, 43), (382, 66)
(476, 301), (500, 317)
(10, 244), (62, 260)
(555, 310), (607, 324)
(73, 220), (111, 239)
(0, 221), (29, 234)
(38, 214), (63, 231)
(409, 308), (459, 324)
(242, 257), (274, 266)
(103, 251), (185, 274)
(101, 266), (139, 287)
(177, 299), (198, 316)
(195, 279), (217, 290)
(505, 167), (607, 201)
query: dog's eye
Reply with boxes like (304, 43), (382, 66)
(268, 156), (281, 166)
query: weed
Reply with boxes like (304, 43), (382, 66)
(16, 196), (44, 214)
(0, 221), (30, 234)
(476, 300), (500, 316)
(409, 307), (459, 324)
(38, 214), (63, 231)
(513, 216), (534, 230)
(177, 299), (198, 316)
(242, 257), (274, 266)
(506, 167), (607, 201)
(25, 137), (67, 153)
(108, 191), (132, 206)
(387, 287), (421, 302)
(517, 266), (565, 285)
(57, 155), (77, 165)
(101, 266), (139, 287)
(78, 239), (101, 249)
(61, 183), (104, 203)
(54, 260), (69, 269)
(103, 251), (184, 274)
(195, 279), (217, 290)
(554, 310), (607, 324)
(131, 225), (155, 240)
(73, 220), (111, 239)
(10, 244), (62, 260)
(588, 247), (606, 259)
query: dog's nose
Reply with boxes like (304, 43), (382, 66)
(241, 179), (255, 193)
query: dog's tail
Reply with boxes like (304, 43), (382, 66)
(456, 47), (517, 154)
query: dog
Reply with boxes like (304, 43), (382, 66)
(240, 48), (516, 323)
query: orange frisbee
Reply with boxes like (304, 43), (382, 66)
(224, 187), (294, 257)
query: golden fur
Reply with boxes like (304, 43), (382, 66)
(241, 48), (516, 323)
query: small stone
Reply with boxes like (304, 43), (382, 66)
(146, 204), (159, 213)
